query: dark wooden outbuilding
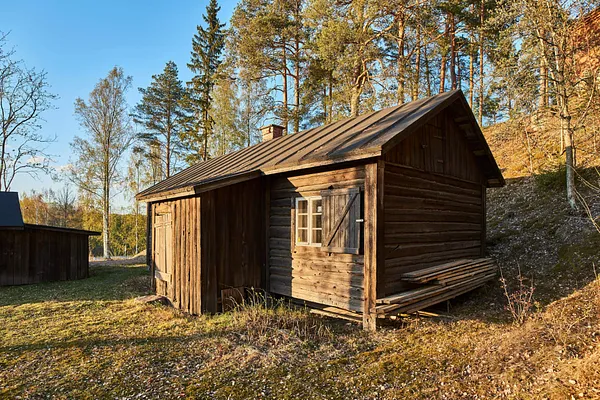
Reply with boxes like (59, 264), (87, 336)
(0, 192), (99, 286)
(137, 90), (505, 330)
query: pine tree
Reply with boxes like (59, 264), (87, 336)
(306, 0), (387, 117)
(133, 61), (188, 178)
(187, 0), (226, 163)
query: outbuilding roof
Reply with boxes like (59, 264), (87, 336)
(0, 192), (25, 228)
(137, 89), (504, 201)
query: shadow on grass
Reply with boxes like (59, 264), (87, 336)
(0, 265), (152, 307)
(0, 331), (210, 354)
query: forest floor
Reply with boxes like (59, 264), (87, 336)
(1, 173), (600, 399)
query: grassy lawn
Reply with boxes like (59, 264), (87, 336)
(1, 261), (599, 399)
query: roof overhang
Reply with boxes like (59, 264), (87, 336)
(136, 170), (263, 202)
(24, 224), (101, 235)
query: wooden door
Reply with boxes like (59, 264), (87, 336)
(153, 208), (173, 297)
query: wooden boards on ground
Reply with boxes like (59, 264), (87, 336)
(375, 258), (497, 317)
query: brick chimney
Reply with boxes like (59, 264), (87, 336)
(260, 124), (285, 142)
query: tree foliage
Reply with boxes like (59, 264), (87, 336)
(133, 61), (189, 179)
(186, 0), (227, 163)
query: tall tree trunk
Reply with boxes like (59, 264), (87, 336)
(322, 87), (328, 124)
(328, 71), (333, 123)
(440, 17), (449, 94)
(412, 25), (421, 101)
(294, 32), (301, 134)
(424, 44), (432, 97)
(0, 136), (6, 191)
(439, 52), (447, 93)
(134, 200), (139, 254)
(166, 125), (171, 178)
(450, 13), (457, 90)
(103, 177), (110, 259)
(397, 12), (406, 104)
(282, 40), (289, 133)
(293, 74), (300, 134)
(202, 109), (209, 161)
(539, 56), (548, 109)
(558, 89), (577, 209)
(351, 58), (365, 117)
(350, 85), (361, 117)
(469, 29), (475, 105)
(478, 0), (485, 125)
(562, 113), (577, 209)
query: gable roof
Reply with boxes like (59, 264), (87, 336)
(0, 192), (25, 228)
(137, 90), (504, 201)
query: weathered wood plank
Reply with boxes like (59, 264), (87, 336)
(363, 162), (380, 331)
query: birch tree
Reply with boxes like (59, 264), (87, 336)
(69, 67), (134, 259)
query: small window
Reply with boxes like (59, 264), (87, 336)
(295, 196), (322, 246)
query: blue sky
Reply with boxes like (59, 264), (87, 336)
(2, 0), (236, 209)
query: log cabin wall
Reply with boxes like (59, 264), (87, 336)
(268, 165), (366, 312)
(0, 226), (91, 286)
(382, 110), (486, 295)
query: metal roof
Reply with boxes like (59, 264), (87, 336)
(0, 192), (25, 228)
(137, 90), (504, 201)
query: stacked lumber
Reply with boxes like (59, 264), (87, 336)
(376, 258), (497, 316)
(401, 258), (497, 286)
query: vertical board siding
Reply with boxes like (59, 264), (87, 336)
(363, 162), (383, 330)
(152, 197), (202, 314)
(151, 178), (263, 315)
(202, 179), (264, 313)
(269, 166), (365, 312)
(0, 227), (91, 286)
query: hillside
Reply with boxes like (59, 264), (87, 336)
(1, 119), (600, 399)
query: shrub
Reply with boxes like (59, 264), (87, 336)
(500, 265), (537, 324)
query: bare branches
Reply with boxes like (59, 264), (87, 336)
(0, 33), (56, 191)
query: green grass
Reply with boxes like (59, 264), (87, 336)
(1, 262), (600, 399)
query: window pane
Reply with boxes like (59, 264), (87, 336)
(298, 214), (308, 228)
(297, 199), (308, 214)
(312, 199), (322, 214)
(313, 229), (322, 244)
(312, 213), (322, 229)
(297, 228), (308, 243)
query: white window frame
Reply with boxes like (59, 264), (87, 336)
(295, 196), (322, 246)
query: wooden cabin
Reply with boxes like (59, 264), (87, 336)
(0, 192), (99, 286)
(137, 90), (505, 330)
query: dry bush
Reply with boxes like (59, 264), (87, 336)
(500, 265), (537, 324)
(227, 290), (333, 345)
